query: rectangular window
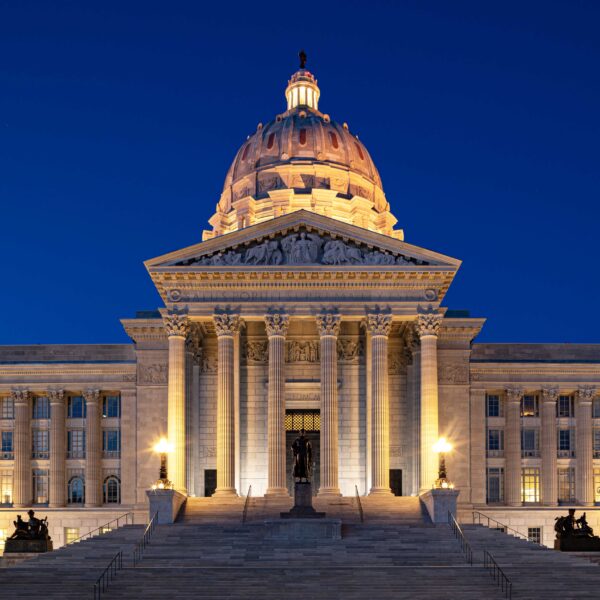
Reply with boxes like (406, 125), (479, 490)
(486, 467), (504, 503)
(557, 395), (574, 418)
(593, 399), (600, 419)
(32, 468), (49, 504)
(487, 429), (504, 456)
(521, 395), (539, 417)
(67, 396), (86, 419)
(32, 430), (49, 459)
(0, 528), (6, 552)
(64, 527), (80, 545)
(1, 431), (13, 458)
(528, 527), (542, 544)
(594, 468), (600, 504)
(558, 428), (575, 457)
(0, 470), (12, 504)
(32, 397), (50, 420)
(102, 430), (121, 458)
(521, 428), (540, 457)
(102, 395), (121, 419)
(0, 398), (14, 420)
(558, 467), (576, 503)
(67, 430), (86, 459)
(487, 394), (501, 417)
(594, 429), (600, 459)
(522, 467), (540, 503)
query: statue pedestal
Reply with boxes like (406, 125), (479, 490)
(146, 488), (187, 524)
(280, 482), (325, 519)
(265, 518), (342, 540)
(555, 536), (600, 552)
(420, 488), (460, 524)
(4, 538), (53, 554)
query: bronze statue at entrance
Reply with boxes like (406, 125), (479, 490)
(554, 509), (600, 551)
(5, 510), (53, 553)
(291, 428), (312, 482)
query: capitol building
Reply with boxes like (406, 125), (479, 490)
(1, 59), (599, 550)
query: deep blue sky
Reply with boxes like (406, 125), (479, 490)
(1, 1), (599, 344)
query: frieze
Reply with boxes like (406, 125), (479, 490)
(438, 364), (469, 385)
(200, 351), (218, 373)
(286, 341), (319, 363)
(177, 228), (429, 268)
(243, 341), (269, 364)
(139, 364), (168, 385)
(199, 446), (216, 459)
(337, 338), (364, 362)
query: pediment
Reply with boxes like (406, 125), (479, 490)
(146, 211), (460, 270)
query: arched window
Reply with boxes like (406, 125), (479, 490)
(241, 144), (251, 160)
(68, 476), (85, 505)
(328, 131), (338, 149)
(299, 129), (307, 146)
(354, 142), (365, 160)
(103, 476), (121, 504)
(266, 133), (275, 150)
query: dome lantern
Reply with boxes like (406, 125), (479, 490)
(285, 50), (320, 111)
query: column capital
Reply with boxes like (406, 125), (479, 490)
(48, 389), (65, 404)
(264, 313), (289, 338)
(213, 313), (241, 337)
(316, 313), (341, 337)
(505, 387), (523, 403)
(365, 313), (392, 337)
(10, 389), (29, 404)
(416, 311), (443, 338)
(542, 387), (559, 403)
(164, 313), (191, 338)
(577, 386), (596, 404)
(83, 388), (101, 404)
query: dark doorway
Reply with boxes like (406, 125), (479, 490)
(204, 469), (217, 497)
(285, 409), (320, 495)
(390, 469), (402, 496)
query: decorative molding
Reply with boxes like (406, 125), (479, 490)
(139, 364), (167, 385)
(200, 351), (217, 373)
(505, 387), (523, 402)
(48, 389), (65, 403)
(264, 313), (290, 338)
(365, 313), (392, 337)
(316, 313), (341, 337)
(10, 389), (29, 404)
(416, 311), (443, 338)
(542, 387), (559, 402)
(439, 363), (469, 385)
(577, 386), (596, 403)
(163, 313), (191, 338)
(337, 338), (364, 362)
(83, 388), (100, 403)
(213, 313), (241, 337)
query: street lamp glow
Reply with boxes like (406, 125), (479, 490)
(154, 438), (173, 454)
(433, 437), (452, 454)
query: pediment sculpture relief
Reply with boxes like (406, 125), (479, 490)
(178, 229), (429, 267)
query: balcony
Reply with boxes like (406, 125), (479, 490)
(521, 449), (540, 458)
(102, 450), (121, 459)
(558, 450), (575, 458)
(67, 450), (86, 459)
(32, 451), (49, 459)
(1, 451), (14, 460)
(487, 449), (504, 458)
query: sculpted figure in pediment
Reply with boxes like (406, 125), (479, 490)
(364, 250), (396, 265)
(281, 232), (322, 264)
(322, 239), (363, 265)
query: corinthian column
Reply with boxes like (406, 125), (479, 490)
(505, 387), (522, 506)
(49, 389), (66, 507)
(317, 313), (341, 496)
(213, 313), (241, 497)
(84, 389), (102, 507)
(265, 313), (289, 496)
(164, 313), (191, 493)
(541, 388), (558, 506)
(366, 313), (392, 495)
(576, 387), (595, 506)
(13, 390), (31, 508)
(416, 310), (443, 492)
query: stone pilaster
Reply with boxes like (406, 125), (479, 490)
(366, 313), (392, 495)
(120, 388), (137, 506)
(541, 387), (558, 506)
(316, 313), (341, 496)
(164, 313), (191, 494)
(84, 388), (102, 507)
(416, 311), (443, 492)
(469, 388), (487, 505)
(576, 387), (595, 506)
(49, 389), (66, 507)
(12, 389), (31, 508)
(213, 313), (241, 496)
(265, 313), (289, 496)
(504, 387), (522, 506)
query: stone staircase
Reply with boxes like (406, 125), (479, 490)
(0, 524), (144, 598)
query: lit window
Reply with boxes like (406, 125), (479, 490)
(0, 470), (12, 504)
(32, 469), (49, 504)
(267, 133), (275, 149)
(68, 476), (85, 505)
(103, 476), (120, 504)
(1, 431), (13, 459)
(102, 430), (121, 458)
(64, 527), (80, 545)
(67, 430), (86, 459)
(285, 409), (320, 432)
(102, 395), (121, 419)
(486, 394), (501, 417)
(329, 131), (339, 149)
(68, 396), (86, 419)
(593, 429), (600, 458)
(521, 467), (540, 503)
(32, 397), (50, 419)
(32, 430), (49, 459)
(558, 467), (575, 504)
(0, 398), (14, 420)
(557, 395), (573, 418)
(299, 129), (307, 145)
(486, 467), (504, 503)
(354, 141), (364, 160)
(521, 395), (539, 417)
(487, 429), (504, 455)
(528, 527), (542, 544)
(521, 428), (539, 457)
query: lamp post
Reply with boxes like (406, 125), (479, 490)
(151, 438), (174, 490)
(432, 437), (453, 489)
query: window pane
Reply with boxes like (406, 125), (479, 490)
(64, 527), (80, 544)
(528, 527), (541, 544)
(0, 470), (12, 504)
(32, 397), (50, 419)
(521, 467), (540, 503)
(487, 395), (500, 417)
(102, 396), (121, 419)
(1, 398), (14, 419)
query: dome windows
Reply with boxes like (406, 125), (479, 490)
(267, 133), (275, 150)
(299, 128), (307, 146)
(241, 143), (251, 161)
(355, 142), (365, 161)
(329, 131), (339, 149)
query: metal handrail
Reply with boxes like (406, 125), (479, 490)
(93, 550), (123, 600)
(132, 512), (158, 566)
(473, 511), (542, 545)
(354, 485), (364, 523)
(67, 512), (133, 546)
(448, 511), (473, 565)
(484, 550), (513, 599)
(242, 485), (252, 523)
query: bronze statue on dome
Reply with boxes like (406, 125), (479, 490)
(299, 49), (307, 69)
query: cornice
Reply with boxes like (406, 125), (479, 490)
(121, 318), (168, 343)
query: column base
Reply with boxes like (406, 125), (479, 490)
(265, 487), (289, 497)
(318, 487), (342, 497)
(369, 487), (392, 496)
(213, 488), (238, 498)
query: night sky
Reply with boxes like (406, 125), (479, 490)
(1, 1), (599, 344)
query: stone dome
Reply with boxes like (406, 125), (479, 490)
(204, 61), (403, 241)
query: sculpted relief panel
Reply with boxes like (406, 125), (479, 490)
(178, 229), (429, 267)
(139, 364), (167, 385)
(438, 364), (469, 385)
